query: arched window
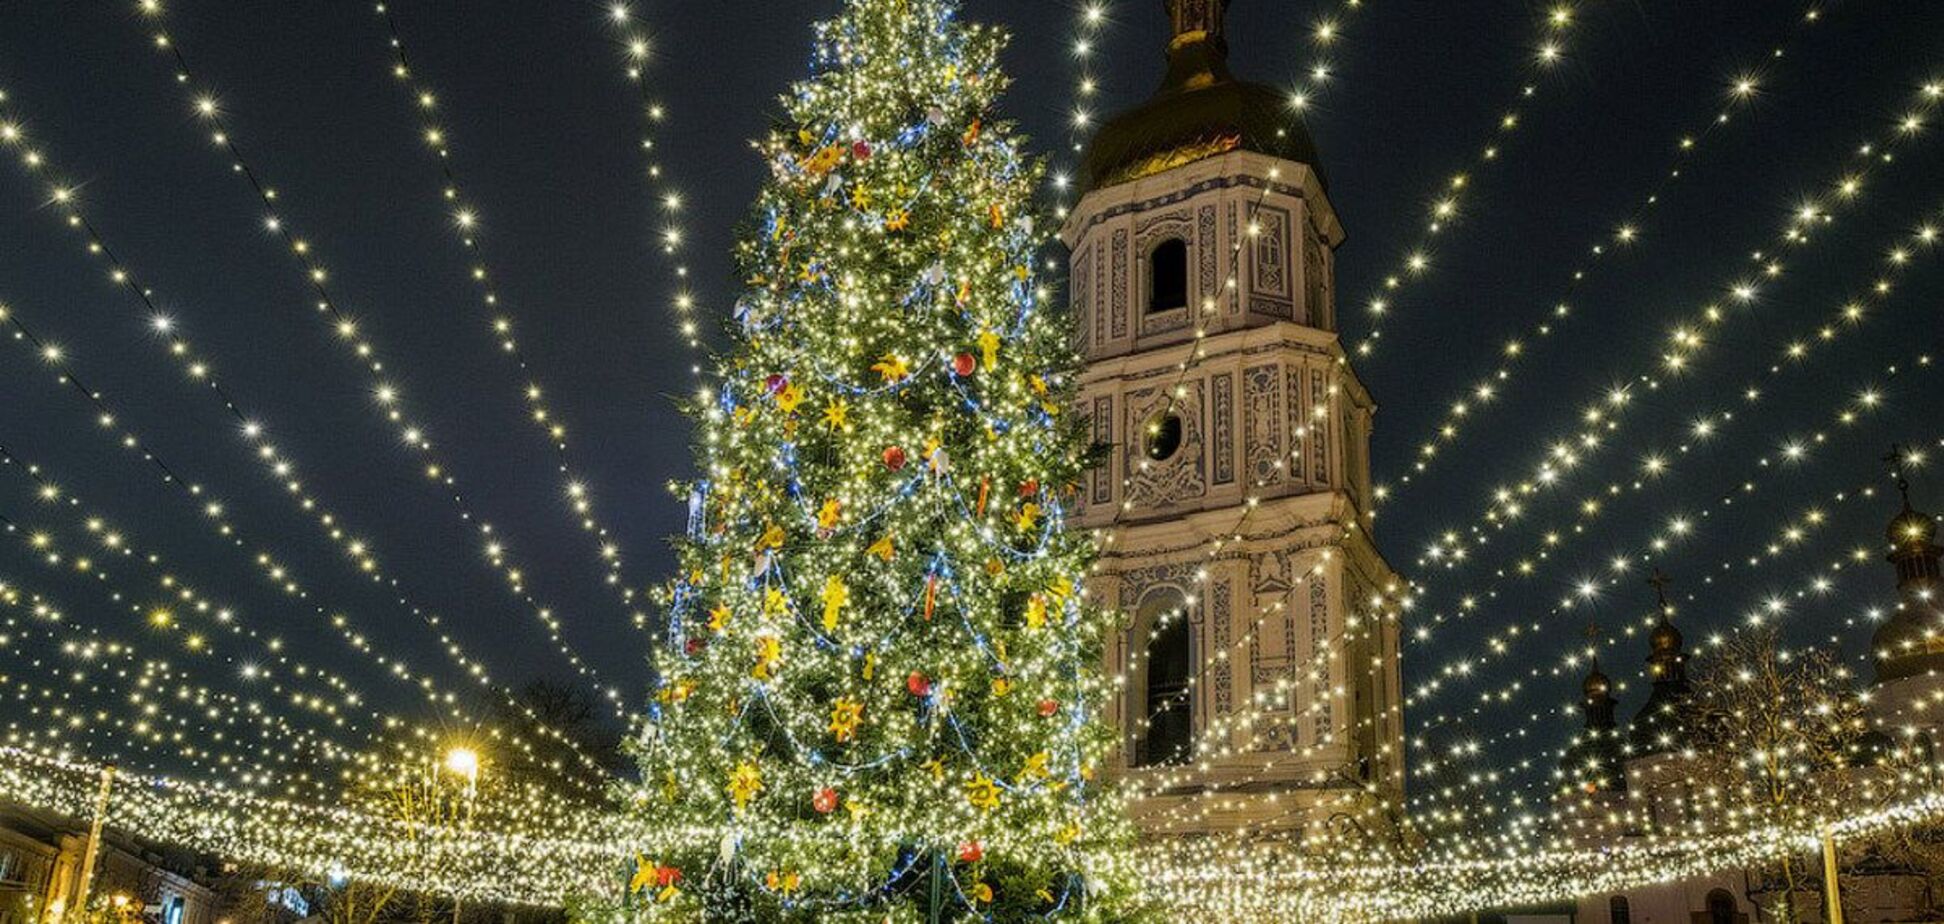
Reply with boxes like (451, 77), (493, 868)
(1705, 889), (1736, 924)
(1607, 895), (1630, 924)
(1148, 239), (1189, 314)
(1139, 591), (1192, 767)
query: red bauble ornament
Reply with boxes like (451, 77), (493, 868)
(763, 373), (788, 395)
(906, 671), (933, 697)
(1037, 698), (1059, 718)
(851, 140), (874, 160)
(656, 866), (682, 889)
(883, 446), (908, 471)
(957, 840), (985, 863)
(813, 787), (839, 814)
(951, 352), (977, 377)
(684, 637), (706, 656)
(1018, 479), (1040, 497)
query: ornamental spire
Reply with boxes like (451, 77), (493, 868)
(1167, 0), (1230, 46)
(1158, 0), (1234, 94)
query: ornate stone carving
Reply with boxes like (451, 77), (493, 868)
(1110, 228), (1130, 339)
(1251, 204), (1294, 324)
(1243, 364), (1283, 487)
(1211, 579), (1233, 716)
(1211, 372), (1234, 485)
(1091, 395), (1114, 505)
(1135, 207), (1194, 250)
(1310, 576), (1332, 741)
(1124, 382), (1207, 509)
(1227, 201), (1241, 315)
(1077, 244), (1099, 351)
(1118, 561), (1203, 612)
(1248, 549), (1299, 752)
(1311, 370), (1330, 485)
(1068, 174), (1308, 238)
(1198, 204), (1218, 309)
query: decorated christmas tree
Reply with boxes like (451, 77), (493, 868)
(609, 0), (1141, 920)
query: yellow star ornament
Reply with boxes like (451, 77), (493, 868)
(870, 353), (911, 383)
(965, 772), (1002, 812)
(821, 398), (850, 431)
(820, 574), (848, 632)
(728, 761), (764, 810)
(828, 697), (864, 742)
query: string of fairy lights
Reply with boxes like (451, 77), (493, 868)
(1402, 437), (1942, 832)
(604, 2), (709, 368)
(0, 294), (623, 784)
(0, 569), (342, 791)
(1343, 0), (1630, 361)
(1398, 208), (1943, 717)
(1400, 102), (1943, 654)
(1405, 481), (1917, 831)
(0, 459), (398, 766)
(0, 583), (282, 781)
(1389, 73), (1944, 507)
(0, 445), (381, 722)
(0, 1), (1939, 920)
(1383, 5), (1853, 502)
(127, 2), (619, 702)
(370, 0), (650, 634)
(1399, 395), (1939, 798)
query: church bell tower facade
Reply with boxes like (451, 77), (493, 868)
(1065, 0), (1403, 835)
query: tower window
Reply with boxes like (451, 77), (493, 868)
(1608, 896), (1630, 924)
(1144, 411), (1184, 462)
(1148, 238), (1189, 313)
(1137, 590), (1192, 767)
(1143, 615), (1192, 766)
(1705, 889), (1736, 924)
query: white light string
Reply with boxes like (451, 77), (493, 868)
(0, 295), (624, 784)
(1206, 341), (1937, 840)
(1405, 453), (1940, 829)
(604, 3), (707, 366)
(0, 445), (379, 731)
(1343, 0), (1665, 361)
(125, 4), (621, 700)
(1402, 361), (1937, 799)
(0, 466), (423, 786)
(1401, 215), (1942, 699)
(1388, 108), (1944, 652)
(0, 566), (344, 792)
(371, 2), (648, 630)
(0, 584), (284, 782)
(0, 92), (620, 717)
(1384, 68), (1943, 504)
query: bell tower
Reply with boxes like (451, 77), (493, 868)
(1064, 0), (1403, 835)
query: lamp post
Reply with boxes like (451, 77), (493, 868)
(1821, 826), (1845, 924)
(68, 764), (115, 924)
(441, 748), (480, 924)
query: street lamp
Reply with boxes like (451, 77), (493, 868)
(439, 747), (480, 924)
(442, 747), (479, 789)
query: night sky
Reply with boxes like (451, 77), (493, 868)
(1, 1), (1941, 810)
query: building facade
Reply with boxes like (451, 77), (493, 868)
(0, 804), (218, 924)
(1552, 484), (1944, 923)
(1065, 0), (1404, 836)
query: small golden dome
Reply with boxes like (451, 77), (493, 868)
(1889, 504), (1937, 548)
(1650, 619), (1683, 654)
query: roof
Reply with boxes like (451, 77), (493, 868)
(1081, 34), (1324, 192)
